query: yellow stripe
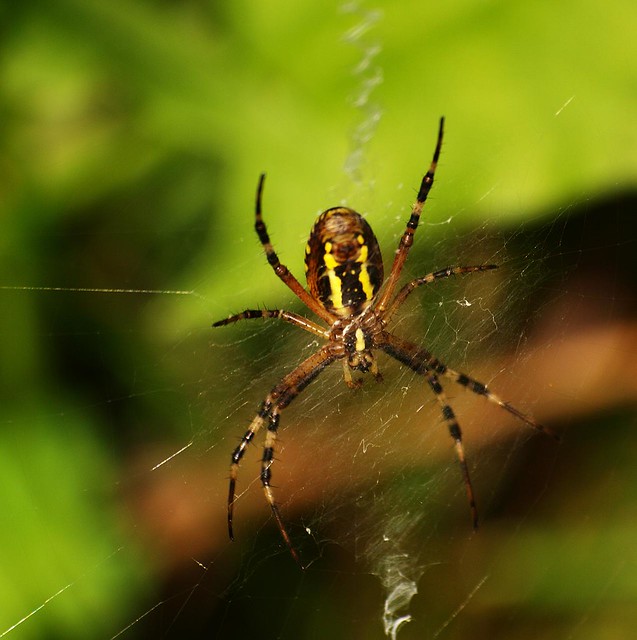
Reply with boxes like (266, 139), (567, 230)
(322, 241), (344, 310)
(323, 242), (338, 270)
(355, 245), (375, 301)
(358, 266), (374, 301)
(322, 239), (377, 312)
(327, 269), (343, 309)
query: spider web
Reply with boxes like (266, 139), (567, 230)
(1, 2), (636, 640)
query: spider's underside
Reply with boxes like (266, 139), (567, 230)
(213, 118), (559, 566)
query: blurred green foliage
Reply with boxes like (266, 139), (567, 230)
(1, 0), (635, 638)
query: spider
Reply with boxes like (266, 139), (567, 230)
(213, 118), (559, 565)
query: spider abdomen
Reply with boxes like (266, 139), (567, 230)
(304, 207), (384, 318)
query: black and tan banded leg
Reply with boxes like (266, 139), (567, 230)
(213, 308), (329, 339)
(259, 408), (302, 564)
(227, 344), (340, 566)
(441, 366), (561, 441)
(378, 332), (558, 440)
(382, 264), (498, 323)
(227, 402), (269, 541)
(377, 117), (445, 313)
(425, 370), (479, 528)
(253, 174), (335, 324)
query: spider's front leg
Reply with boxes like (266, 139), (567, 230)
(424, 369), (478, 528)
(227, 399), (300, 563)
(227, 402), (268, 542)
(379, 332), (559, 528)
(378, 333), (480, 527)
(227, 344), (340, 566)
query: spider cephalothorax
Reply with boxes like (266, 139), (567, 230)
(213, 118), (559, 566)
(328, 305), (385, 386)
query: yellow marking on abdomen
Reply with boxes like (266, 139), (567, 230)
(322, 241), (344, 310)
(327, 270), (343, 310)
(355, 244), (376, 301)
(323, 242), (338, 270)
